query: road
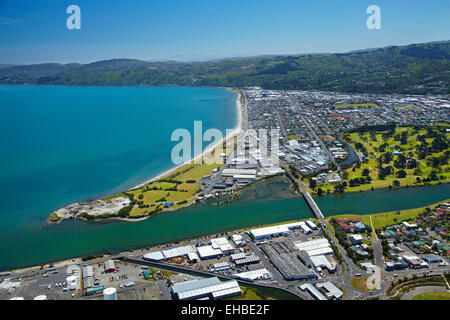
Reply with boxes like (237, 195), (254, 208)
(283, 168), (368, 299)
(296, 105), (339, 169)
(275, 109), (289, 141)
(242, 106), (366, 299)
(400, 285), (448, 300)
(123, 257), (305, 300)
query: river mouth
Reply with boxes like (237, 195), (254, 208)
(1, 177), (448, 272)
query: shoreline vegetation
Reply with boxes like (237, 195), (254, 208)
(48, 107), (450, 224)
(48, 88), (244, 224)
(325, 198), (450, 231)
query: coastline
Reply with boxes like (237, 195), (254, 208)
(8, 197), (449, 274)
(49, 88), (243, 223)
(129, 88), (243, 191)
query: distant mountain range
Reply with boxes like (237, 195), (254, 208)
(1, 41), (449, 94)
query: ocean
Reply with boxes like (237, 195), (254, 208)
(0, 85), (448, 271)
(0, 85), (237, 236)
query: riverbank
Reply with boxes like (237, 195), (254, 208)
(309, 181), (450, 196)
(48, 88), (244, 224)
(325, 198), (449, 230)
(6, 197), (448, 275)
(2, 172), (448, 272)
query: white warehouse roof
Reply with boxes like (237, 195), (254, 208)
(222, 169), (257, 176)
(219, 244), (234, 253)
(230, 253), (247, 261)
(162, 245), (193, 259)
(232, 268), (273, 281)
(294, 238), (330, 251)
(211, 287), (242, 299)
(250, 225), (290, 238)
(188, 252), (200, 261)
(316, 282), (343, 300)
(307, 247), (334, 256)
(299, 283), (327, 300)
(143, 251), (165, 261)
(294, 238), (332, 256)
(249, 221), (308, 239)
(306, 220), (318, 229)
(210, 237), (231, 249)
(197, 245), (222, 259)
(172, 277), (241, 300)
(310, 255), (334, 271)
(299, 222), (312, 234)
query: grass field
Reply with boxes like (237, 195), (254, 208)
(393, 105), (419, 110)
(92, 128), (243, 220)
(226, 287), (279, 300)
(227, 287), (266, 300)
(127, 159), (223, 217)
(412, 292), (450, 300)
(315, 126), (449, 194)
(101, 156), (224, 218)
(351, 277), (371, 292)
(433, 122), (450, 128)
(335, 103), (379, 108)
(325, 198), (449, 230)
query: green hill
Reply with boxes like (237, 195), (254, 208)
(1, 41), (449, 94)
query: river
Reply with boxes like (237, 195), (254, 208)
(1, 176), (448, 271)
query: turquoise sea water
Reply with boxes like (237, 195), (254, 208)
(0, 86), (237, 259)
(0, 85), (448, 271)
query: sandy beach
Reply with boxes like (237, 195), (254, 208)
(49, 88), (243, 224)
(129, 88), (243, 190)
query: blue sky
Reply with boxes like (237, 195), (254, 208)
(0, 0), (449, 64)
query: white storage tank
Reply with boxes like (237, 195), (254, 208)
(103, 287), (117, 300)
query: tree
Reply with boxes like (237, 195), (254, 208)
(396, 170), (407, 178)
(362, 168), (370, 176)
(393, 180), (400, 187)
(317, 188), (323, 196)
(428, 171), (439, 181)
(117, 205), (133, 217)
(309, 178), (317, 190)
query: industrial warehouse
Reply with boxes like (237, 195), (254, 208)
(249, 220), (317, 240)
(171, 277), (242, 300)
(1, 217), (349, 301)
(260, 242), (317, 280)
